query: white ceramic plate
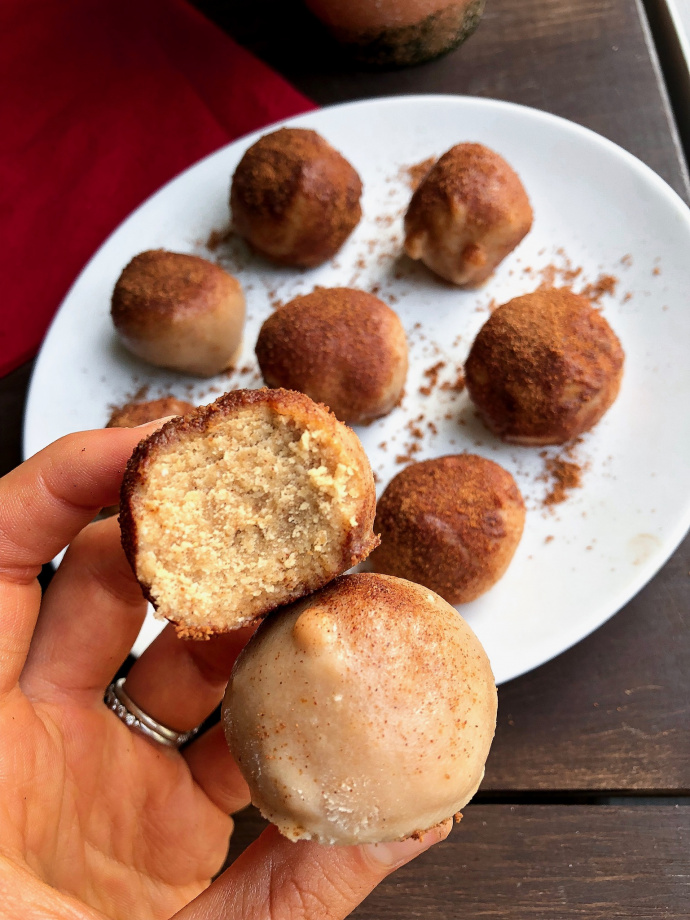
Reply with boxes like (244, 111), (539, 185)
(24, 96), (690, 680)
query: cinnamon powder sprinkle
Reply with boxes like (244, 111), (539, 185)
(543, 458), (582, 506)
(400, 156), (437, 191)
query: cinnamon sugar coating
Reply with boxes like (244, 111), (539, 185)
(404, 143), (533, 286)
(106, 397), (195, 429)
(231, 128), (362, 268)
(465, 288), (625, 445)
(256, 287), (408, 424)
(120, 388), (378, 635)
(223, 573), (497, 844)
(371, 455), (525, 604)
(111, 250), (245, 377)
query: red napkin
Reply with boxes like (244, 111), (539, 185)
(0, 0), (316, 378)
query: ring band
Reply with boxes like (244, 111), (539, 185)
(105, 677), (200, 749)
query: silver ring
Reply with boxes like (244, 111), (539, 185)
(105, 678), (200, 749)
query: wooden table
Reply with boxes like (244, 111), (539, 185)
(3, 0), (689, 916)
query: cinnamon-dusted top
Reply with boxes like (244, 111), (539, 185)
(464, 288), (625, 443)
(230, 128), (362, 268)
(405, 142), (532, 233)
(111, 250), (240, 335)
(106, 397), (195, 429)
(255, 287), (408, 423)
(373, 454), (524, 597)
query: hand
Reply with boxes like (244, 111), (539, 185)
(0, 425), (450, 920)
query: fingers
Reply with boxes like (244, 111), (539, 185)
(0, 422), (163, 695)
(121, 623), (257, 732)
(20, 516), (147, 703)
(0, 423), (166, 583)
(175, 821), (452, 920)
(183, 723), (251, 814)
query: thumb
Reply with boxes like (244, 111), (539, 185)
(174, 820), (452, 920)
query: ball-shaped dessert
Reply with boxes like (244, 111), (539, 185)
(120, 388), (378, 637)
(106, 397), (195, 429)
(230, 128), (362, 268)
(111, 250), (245, 377)
(404, 143), (533, 286)
(223, 572), (497, 845)
(464, 288), (625, 445)
(255, 287), (408, 424)
(371, 455), (525, 604)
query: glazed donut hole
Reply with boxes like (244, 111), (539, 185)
(230, 127), (363, 268)
(119, 388), (378, 637)
(465, 288), (625, 445)
(110, 250), (246, 377)
(404, 142), (533, 286)
(370, 454), (526, 604)
(223, 572), (497, 845)
(255, 287), (408, 425)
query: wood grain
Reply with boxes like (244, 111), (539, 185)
(226, 804), (690, 918)
(483, 530), (690, 792)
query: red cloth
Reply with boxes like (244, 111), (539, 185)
(0, 0), (316, 377)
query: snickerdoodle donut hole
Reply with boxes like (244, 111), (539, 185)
(464, 288), (625, 445)
(370, 455), (525, 604)
(404, 143), (533, 286)
(223, 572), (497, 845)
(106, 397), (195, 429)
(255, 287), (408, 424)
(111, 250), (245, 377)
(119, 388), (378, 637)
(230, 128), (362, 268)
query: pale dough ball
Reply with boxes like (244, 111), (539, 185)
(111, 250), (245, 377)
(223, 572), (497, 845)
(404, 143), (533, 286)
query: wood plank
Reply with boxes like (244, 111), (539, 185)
(194, 0), (689, 200)
(483, 530), (690, 792)
(226, 804), (690, 918)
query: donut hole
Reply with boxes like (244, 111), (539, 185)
(123, 394), (377, 634)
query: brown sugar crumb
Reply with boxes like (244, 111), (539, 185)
(652, 266), (661, 276)
(580, 273), (618, 304)
(454, 812), (463, 824)
(543, 457), (582, 506)
(419, 384), (433, 397)
(621, 254), (633, 267)
(440, 370), (466, 393)
(399, 156), (437, 191)
(544, 535), (554, 544)
(623, 292), (633, 303)
(206, 226), (231, 251)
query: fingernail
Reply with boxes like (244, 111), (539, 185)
(363, 819), (452, 869)
(134, 415), (177, 429)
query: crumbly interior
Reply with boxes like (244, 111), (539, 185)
(134, 409), (364, 631)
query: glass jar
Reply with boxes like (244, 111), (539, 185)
(304, 0), (486, 67)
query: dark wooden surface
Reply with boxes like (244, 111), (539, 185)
(3, 0), (689, 914)
(228, 804), (690, 919)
